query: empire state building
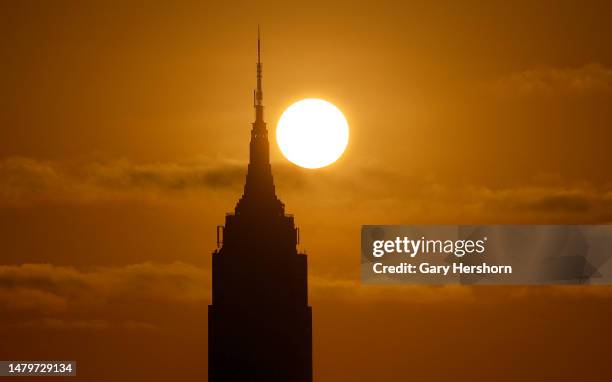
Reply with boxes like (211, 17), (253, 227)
(208, 33), (313, 382)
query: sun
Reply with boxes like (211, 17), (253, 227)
(276, 98), (349, 169)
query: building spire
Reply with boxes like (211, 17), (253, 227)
(239, 25), (277, 212)
(254, 26), (264, 121)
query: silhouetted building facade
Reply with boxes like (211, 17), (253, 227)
(208, 34), (313, 382)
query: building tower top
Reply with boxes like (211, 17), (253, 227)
(254, 26), (264, 122)
(235, 28), (283, 216)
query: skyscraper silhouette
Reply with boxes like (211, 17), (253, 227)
(208, 32), (313, 382)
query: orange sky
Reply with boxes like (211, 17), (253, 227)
(1, 1), (612, 381)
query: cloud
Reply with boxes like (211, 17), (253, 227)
(0, 157), (246, 206)
(310, 276), (476, 304)
(16, 318), (111, 331)
(0, 157), (395, 208)
(375, 179), (612, 223)
(301, 173), (612, 224)
(468, 185), (612, 221)
(87, 160), (245, 191)
(0, 262), (211, 331)
(311, 274), (612, 307)
(528, 193), (591, 212)
(0, 288), (68, 314)
(492, 63), (612, 97)
(2, 157), (612, 223)
(1, 260), (612, 339)
(0, 157), (72, 204)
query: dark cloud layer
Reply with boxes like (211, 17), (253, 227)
(2, 261), (611, 330)
(0, 157), (245, 205)
(2, 157), (612, 223)
(0, 263), (210, 329)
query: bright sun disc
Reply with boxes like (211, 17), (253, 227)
(276, 98), (349, 169)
